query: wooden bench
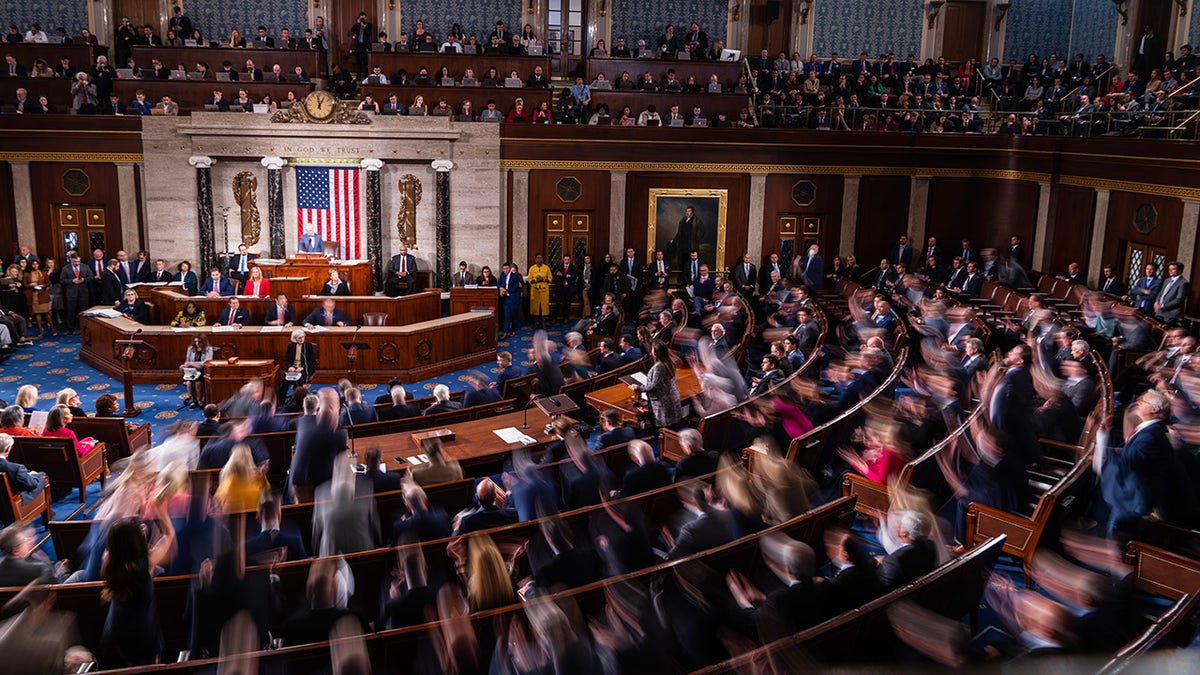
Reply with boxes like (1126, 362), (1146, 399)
(9, 436), (106, 503)
(692, 534), (1008, 673)
(69, 416), (151, 466)
(0, 472), (50, 526)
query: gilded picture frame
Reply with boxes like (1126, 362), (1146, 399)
(647, 188), (728, 273)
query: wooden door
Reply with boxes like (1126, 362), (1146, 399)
(326, 2), (377, 72)
(52, 204), (111, 263)
(113, 0), (162, 31)
(544, 211), (591, 313)
(747, 0), (793, 56)
(942, 1), (986, 63)
(1130, 0), (1173, 78)
(1122, 242), (1168, 287)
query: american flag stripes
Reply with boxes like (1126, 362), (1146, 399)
(296, 165), (361, 259)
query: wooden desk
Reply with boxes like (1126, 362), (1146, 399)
(590, 90), (753, 120)
(205, 358), (278, 403)
(351, 407), (554, 468)
(360, 84), (551, 116)
(449, 287), (499, 315)
(585, 367), (702, 425)
(367, 52), (552, 81)
(255, 258), (372, 296)
(111, 79), (314, 113)
(80, 310), (494, 384)
(147, 289), (441, 327)
(130, 45), (325, 78)
(0, 76), (72, 113)
(585, 57), (743, 89)
(2, 43), (107, 69)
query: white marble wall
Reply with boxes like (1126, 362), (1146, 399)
(139, 115), (503, 280)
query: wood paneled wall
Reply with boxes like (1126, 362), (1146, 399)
(29, 162), (124, 259)
(1048, 185), (1097, 276)
(1103, 190), (1184, 270)
(854, 176), (912, 266)
(0, 162), (15, 260)
(926, 177), (1039, 253)
(761, 174), (843, 265)
(526, 169), (611, 260)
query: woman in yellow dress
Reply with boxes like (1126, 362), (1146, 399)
(214, 443), (267, 512)
(526, 253), (552, 329)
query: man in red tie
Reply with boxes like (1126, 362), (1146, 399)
(386, 244), (417, 297)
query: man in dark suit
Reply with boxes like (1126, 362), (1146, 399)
(463, 372), (502, 408)
(423, 385), (462, 416)
(819, 531), (881, 613)
(876, 510), (938, 590)
(201, 269), (234, 296)
(673, 206), (701, 270)
(99, 259), (123, 305)
(619, 441), (671, 496)
(597, 409), (635, 448)
(385, 244), (417, 297)
(961, 338), (987, 379)
(799, 244), (823, 291)
(495, 350), (525, 387)
(252, 26), (275, 48)
(691, 264), (716, 313)
(489, 20), (512, 46)
(227, 244), (256, 285)
(139, 24), (163, 46)
(339, 387), (378, 426)
(0, 522), (55, 586)
(1129, 262), (1162, 314)
(590, 302), (619, 338)
(866, 258), (897, 292)
(709, 323), (730, 359)
(1097, 264), (1127, 296)
(302, 29), (325, 51)
(618, 247), (642, 311)
(195, 404), (222, 436)
(958, 238), (976, 263)
(379, 386), (421, 420)
(0, 435), (45, 508)
(1154, 261), (1189, 324)
(759, 252), (785, 293)
(594, 338), (624, 375)
(213, 296), (250, 326)
(647, 249), (671, 290)
(727, 536), (824, 642)
(168, 7), (194, 40)
(682, 22), (708, 58)
(241, 58), (264, 81)
(669, 483), (736, 558)
(1007, 234), (1026, 267)
(958, 261), (984, 297)
(349, 13), (373, 75)
(792, 308), (820, 349)
(60, 252), (93, 333)
(1100, 391), (1175, 535)
(298, 225), (324, 253)
(554, 254), (579, 321)
(749, 354), (786, 397)
(357, 447), (402, 494)
(919, 236), (942, 271)
(244, 499), (307, 562)
(732, 252), (757, 298)
(303, 298), (348, 327)
(451, 261), (474, 287)
(264, 294), (296, 326)
(888, 235), (913, 270)
(4, 54), (28, 77)
(455, 478), (518, 535)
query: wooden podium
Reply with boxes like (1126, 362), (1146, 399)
(204, 359), (280, 404)
(449, 287), (500, 315)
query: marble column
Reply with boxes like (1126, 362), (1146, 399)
(840, 175), (861, 256)
(188, 156), (216, 275)
(511, 169), (530, 271)
(432, 159), (455, 291)
(115, 163), (141, 252)
(1178, 198), (1200, 278)
(1031, 181), (1054, 272)
(907, 176), (931, 252)
(360, 159), (384, 292)
(9, 161), (35, 247)
(1087, 188), (1111, 287)
(747, 173), (767, 262)
(261, 156), (286, 259)
(608, 170), (627, 257)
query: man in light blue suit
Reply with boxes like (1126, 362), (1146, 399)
(298, 224), (324, 253)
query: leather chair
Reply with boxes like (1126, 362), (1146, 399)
(362, 312), (388, 326)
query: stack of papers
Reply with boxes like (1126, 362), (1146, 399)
(493, 427), (537, 445)
(211, 325), (235, 333)
(404, 454), (430, 465)
(83, 309), (122, 318)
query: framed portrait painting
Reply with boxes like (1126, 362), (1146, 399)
(647, 188), (728, 274)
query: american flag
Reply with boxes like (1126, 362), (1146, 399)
(296, 165), (360, 259)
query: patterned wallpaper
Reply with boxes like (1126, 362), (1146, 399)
(610, 0), (728, 50)
(811, 0), (922, 59)
(399, 0), (524, 43)
(1191, 6), (1200, 48)
(0, 0), (88, 39)
(187, 2), (310, 44)
(1000, 2), (1119, 67)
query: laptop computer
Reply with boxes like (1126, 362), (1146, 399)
(669, 118), (685, 127)
(204, 104), (221, 112)
(168, 71), (186, 80)
(637, 49), (653, 59)
(676, 51), (691, 60)
(692, 118), (709, 127)
(595, 114), (611, 125)
(720, 49), (742, 62)
(116, 68), (135, 79)
(504, 77), (523, 88)
(461, 77), (477, 87)
(441, 77), (455, 87)
(280, 101), (292, 109)
(47, 35), (63, 44)
(707, 82), (723, 93)
(138, 68), (156, 79)
(411, 41), (428, 52)
(379, 106), (399, 115)
(591, 80), (612, 90)
(645, 118), (661, 126)
(216, 72), (231, 81)
(462, 45), (477, 54)
(184, 39), (198, 47)
(150, 107), (165, 115)
(252, 104), (269, 113)
(187, 71), (205, 80)
(370, 43), (385, 51)
(527, 45), (544, 56)
(263, 72), (280, 82)
(252, 39), (270, 49)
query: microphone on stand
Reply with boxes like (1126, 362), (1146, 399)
(522, 394), (541, 430)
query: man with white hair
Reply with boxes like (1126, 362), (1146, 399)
(0, 434), (45, 505)
(726, 533), (822, 640)
(380, 385), (419, 420)
(423, 384), (462, 415)
(674, 428), (718, 480)
(876, 509), (937, 589)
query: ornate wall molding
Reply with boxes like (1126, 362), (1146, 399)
(0, 152), (144, 163)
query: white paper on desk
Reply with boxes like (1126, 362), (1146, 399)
(261, 325), (287, 332)
(211, 325), (235, 333)
(167, 281), (183, 286)
(83, 308), (122, 318)
(628, 372), (648, 386)
(404, 455), (425, 466)
(306, 325), (328, 332)
(126, 282), (143, 288)
(172, 326), (196, 332)
(494, 427), (537, 445)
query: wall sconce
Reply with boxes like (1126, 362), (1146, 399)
(993, 0), (1010, 31)
(312, 0), (320, 9)
(799, 0), (813, 25)
(527, 0), (535, 14)
(1113, 0), (1129, 25)
(731, 1), (741, 22)
(927, 0), (945, 29)
(387, 0), (395, 9)
(598, 0), (607, 17)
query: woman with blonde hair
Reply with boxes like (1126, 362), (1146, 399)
(55, 388), (87, 416)
(214, 443), (267, 512)
(466, 534), (515, 612)
(14, 384), (38, 412)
